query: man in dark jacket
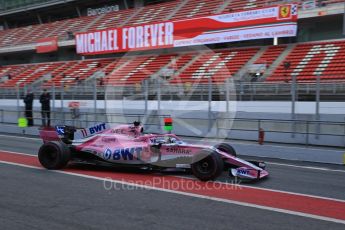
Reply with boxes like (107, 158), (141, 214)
(23, 91), (34, 126)
(39, 89), (51, 127)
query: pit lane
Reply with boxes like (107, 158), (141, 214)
(0, 134), (344, 229)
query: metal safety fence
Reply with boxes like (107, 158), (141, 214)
(2, 81), (345, 101)
(1, 109), (344, 147)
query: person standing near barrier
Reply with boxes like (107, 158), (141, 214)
(39, 89), (51, 127)
(23, 91), (34, 126)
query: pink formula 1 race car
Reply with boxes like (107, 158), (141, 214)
(38, 122), (268, 181)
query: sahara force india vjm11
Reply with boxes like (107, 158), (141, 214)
(38, 122), (268, 181)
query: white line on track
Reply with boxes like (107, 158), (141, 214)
(0, 159), (344, 225)
(0, 134), (41, 141)
(0, 149), (37, 157)
(175, 175), (345, 203)
(240, 184), (345, 203)
(267, 162), (345, 173)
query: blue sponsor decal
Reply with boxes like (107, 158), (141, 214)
(120, 148), (134, 160)
(89, 123), (106, 134)
(103, 147), (143, 161)
(237, 169), (249, 175)
(103, 148), (112, 160)
(55, 126), (65, 135)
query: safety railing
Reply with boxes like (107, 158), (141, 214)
(215, 117), (345, 146)
(0, 108), (344, 147)
(0, 109), (170, 128)
(2, 81), (345, 101)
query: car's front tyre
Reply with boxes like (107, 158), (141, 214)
(191, 150), (224, 181)
(215, 143), (237, 157)
(38, 141), (71, 169)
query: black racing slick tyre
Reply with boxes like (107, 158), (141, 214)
(215, 143), (237, 157)
(38, 141), (71, 169)
(191, 150), (224, 181)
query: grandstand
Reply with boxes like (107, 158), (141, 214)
(0, 0), (344, 99)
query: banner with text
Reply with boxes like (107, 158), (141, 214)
(36, 37), (58, 53)
(76, 4), (298, 55)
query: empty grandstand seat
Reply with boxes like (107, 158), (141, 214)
(0, 26), (34, 47)
(267, 40), (345, 82)
(127, 1), (179, 25)
(254, 45), (287, 67)
(0, 46), (262, 87)
(105, 55), (176, 85)
(4, 40), (345, 87)
(170, 47), (259, 84)
(0, 62), (65, 87)
(222, 0), (277, 13)
(43, 58), (115, 87)
(173, 0), (225, 21)
(87, 8), (136, 31)
(0, 0), (343, 49)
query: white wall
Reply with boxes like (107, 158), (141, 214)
(2, 99), (345, 114)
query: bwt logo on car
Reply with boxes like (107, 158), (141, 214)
(89, 123), (107, 134)
(237, 169), (250, 175)
(103, 147), (143, 160)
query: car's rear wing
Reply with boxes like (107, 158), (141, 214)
(58, 123), (110, 142)
(39, 123), (110, 144)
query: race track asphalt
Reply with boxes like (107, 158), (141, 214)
(0, 134), (344, 230)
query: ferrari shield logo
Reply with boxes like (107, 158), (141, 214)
(279, 5), (291, 19)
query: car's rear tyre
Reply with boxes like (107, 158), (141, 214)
(215, 143), (237, 157)
(38, 141), (71, 169)
(191, 150), (224, 181)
